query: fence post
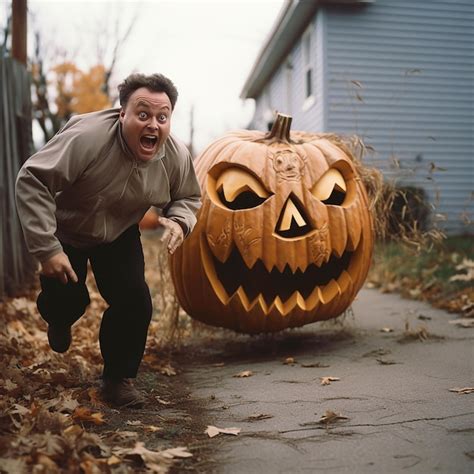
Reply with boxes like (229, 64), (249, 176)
(12, 0), (27, 66)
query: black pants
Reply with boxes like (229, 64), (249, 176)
(37, 225), (153, 379)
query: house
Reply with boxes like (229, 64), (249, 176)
(240, 0), (473, 235)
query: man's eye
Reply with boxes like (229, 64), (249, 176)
(159, 114), (168, 123)
(138, 112), (148, 120)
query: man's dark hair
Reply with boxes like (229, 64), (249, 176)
(118, 73), (179, 109)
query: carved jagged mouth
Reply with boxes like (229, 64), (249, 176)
(200, 237), (363, 315)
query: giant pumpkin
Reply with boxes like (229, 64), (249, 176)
(170, 114), (374, 333)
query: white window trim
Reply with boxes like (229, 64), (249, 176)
(301, 24), (315, 111)
(302, 95), (315, 112)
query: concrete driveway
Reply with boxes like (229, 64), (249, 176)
(171, 288), (474, 473)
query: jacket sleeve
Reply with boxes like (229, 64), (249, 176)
(15, 123), (96, 262)
(163, 143), (202, 237)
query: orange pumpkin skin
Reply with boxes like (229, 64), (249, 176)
(170, 115), (374, 333)
(139, 209), (160, 230)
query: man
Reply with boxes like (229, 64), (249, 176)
(15, 73), (201, 407)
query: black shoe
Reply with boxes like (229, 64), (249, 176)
(102, 378), (145, 408)
(47, 325), (72, 353)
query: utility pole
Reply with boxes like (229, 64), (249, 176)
(12, 0), (27, 65)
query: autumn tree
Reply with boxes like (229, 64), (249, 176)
(28, 6), (137, 144)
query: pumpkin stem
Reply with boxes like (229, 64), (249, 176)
(266, 113), (293, 143)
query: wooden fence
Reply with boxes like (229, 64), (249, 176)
(0, 50), (36, 299)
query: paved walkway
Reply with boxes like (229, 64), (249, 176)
(175, 289), (474, 473)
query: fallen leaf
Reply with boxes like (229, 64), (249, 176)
(87, 387), (106, 406)
(104, 430), (139, 443)
(400, 322), (432, 342)
(362, 348), (391, 357)
(114, 441), (173, 469)
(159, 363), (177, 376)
(155, 396), (171, 405)
(449, 319), (474, 328)
(3, 379), (18, 391)
(246, 413), (273, 421)
(417, 314), (432, 321)
(233, 370), (253, 378)
(0, 458), (28, 474)
(376, 359), (398, 365)
(107, 455), (122, 466)
(144, 425), (162, 433)
(319, 376), (340, 386)
(449, 387), (474, 394)
(34, 454), (60, 472)
(9, 403), (30, 416)
(126, 420), (143, 426)
(283, 357), (296, 365)
(300, 362), (330, 368)
(54, 394), (79, 413)
(72, 406), (106, 425)
(449, 258), (474, 282)
(205, 425), (241, 438)
(160, 446), (193, 459)
(319, 410), (349, 425)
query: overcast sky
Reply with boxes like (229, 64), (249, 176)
(4, 0), (286, 153)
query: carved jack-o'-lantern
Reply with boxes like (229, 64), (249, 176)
(170, 114), (374, 333)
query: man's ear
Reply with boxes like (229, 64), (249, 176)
(119, 108), (125, 123)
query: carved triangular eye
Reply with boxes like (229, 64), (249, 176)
(311, 168), (347, 206)
(216, 167), (271, 210)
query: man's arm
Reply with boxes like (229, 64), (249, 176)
(15, 120), (96, 277)
(161, 140), (201, 253)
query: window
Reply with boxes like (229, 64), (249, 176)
(285, 59), (293, 115)
(302, 25), (315, 111)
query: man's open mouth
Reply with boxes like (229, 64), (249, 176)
(200, 236), (363, 315)
(140, 135), (158, 150)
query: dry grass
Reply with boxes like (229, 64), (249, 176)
(322, 133), (445, 249)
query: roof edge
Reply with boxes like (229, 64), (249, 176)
(240, 0), (374, 100)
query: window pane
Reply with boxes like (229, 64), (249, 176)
(306, 69), (312, 97)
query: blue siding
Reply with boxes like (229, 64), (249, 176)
(325, 0), (474, 234)
(251, 15), (325, 132)
(248, 0), (473, 234)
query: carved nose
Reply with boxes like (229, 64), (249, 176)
(275, 194), (313, 239)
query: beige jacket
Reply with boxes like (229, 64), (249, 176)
(15, 108), (201, 262)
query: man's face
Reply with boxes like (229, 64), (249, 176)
(119, 87), (172, 162)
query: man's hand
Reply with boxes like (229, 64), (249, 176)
(159, 217), (184, 254)
(40, 252), (78, 285)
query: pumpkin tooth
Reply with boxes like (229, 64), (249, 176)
(327, 207), (347, 258)
(235, 286), (252, 310)
(256, 294), (269, 314)
(305, 286), (321, 311)
(344, 205), (362, 251)
(318, 279), (341, 304)
(272, 296), (285, 314)
(235, 286), (269, 314)
(337, 270), (353, 294)
(263, 258), (275, 273)
(270, 291), (306, 315)
(331, 247), (344, 260)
